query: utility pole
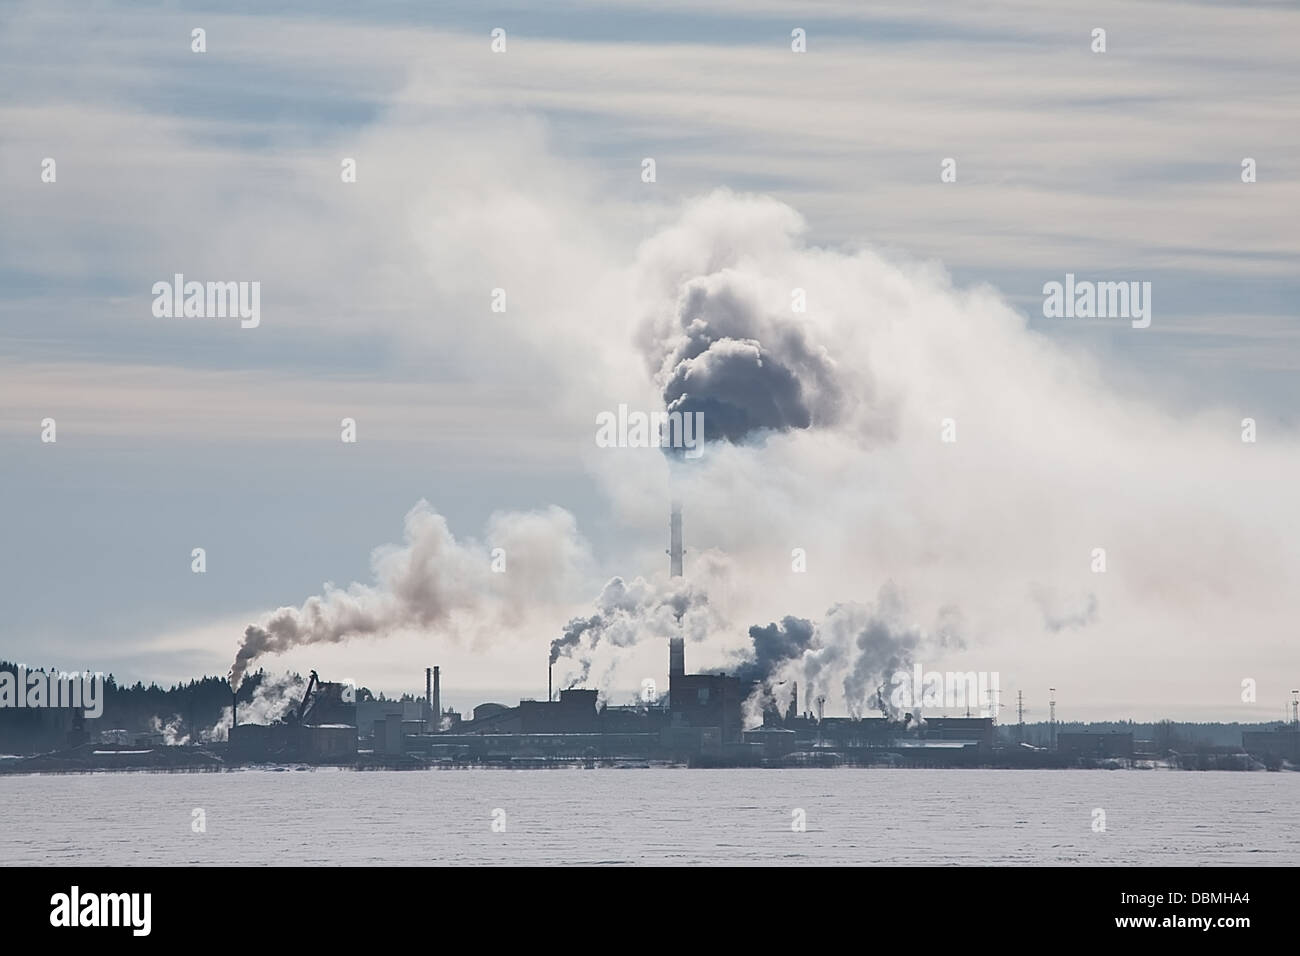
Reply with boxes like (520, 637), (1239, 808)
(984, 688), (1003, 724)
(1049, 687), (1057, 751)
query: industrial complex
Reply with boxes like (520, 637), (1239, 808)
(227, 640), (1000, 767)
(220, 500), (1005, 766)
(211, 647), (1298, 770)
(7, 651), (1298, 772)
(5, 503), (1299, 774)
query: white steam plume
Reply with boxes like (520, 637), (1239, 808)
(207, 671), (305, 741)
(148, 714), (190, 746)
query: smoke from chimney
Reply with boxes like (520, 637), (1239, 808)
(725, 586), (964, 722)
(548, 574), (721, 689)
(641, 274), (847, 446)
(228, 500), (590, 689)
(208, 672), (306, 741)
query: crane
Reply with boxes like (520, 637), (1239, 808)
(294, 670), (320, 723)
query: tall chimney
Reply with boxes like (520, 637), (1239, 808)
(425, 667), (432, 731)
(787, 681), (798, 723)
(669, 637), (685, 678)
(668, 500), (683, 577)
(232, 688), (238, 728)
(432, 666), (441, 731)
(548, 660), (553, 702)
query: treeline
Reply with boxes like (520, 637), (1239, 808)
(0, 661), (399, 754)
(0, 662), (249, 753)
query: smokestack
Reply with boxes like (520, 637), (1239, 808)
(669, 637), (685, 678)
(787, 681), (798, 723)
(425, 667), (432, 731)
(232, 688), (238, 728)
(669, 500), (683, 577)
(433, 666), (440, 729)
(548, 660), (553, 702)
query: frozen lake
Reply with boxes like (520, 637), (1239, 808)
(1, 767), (1295, 865)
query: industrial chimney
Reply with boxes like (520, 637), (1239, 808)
(668, 637), (685, 714)
(432, 666), (441, 729)
(425, 667), (432, 731)
(231, 688), (238, 729)
(668, 500), (683, 577)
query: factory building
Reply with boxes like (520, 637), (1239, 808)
(1242, 725), (1300, 762)
(1057, 731), (1135, 759)
(451, 689), (603, 735)
(665, 636), (752, 755)
(357, 699), (424, 738)
(229, 719), (359, 761)
(229, 671), (357, 762)
(400, 687), (669, 759)
(772, 713), (995, 759)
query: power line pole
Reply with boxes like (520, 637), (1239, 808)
(1049, 687), (1057, 751)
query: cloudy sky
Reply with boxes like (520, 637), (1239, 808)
(1, 0), (1297, 722)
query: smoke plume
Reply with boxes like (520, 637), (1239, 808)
(207, 671), (306, 741)
(727, 615), (816, 684)
(735, 585), (963, 722)
(641, 272), (847, 445)
(549, 573), (723, 689)
(229, 501), (590, 689)
(148, 714), (190, 746)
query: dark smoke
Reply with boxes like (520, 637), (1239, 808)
(726, 615), (816, 683)
(550, 615), (600, 666)
(647, 277), (845, 445)
(733, 586), (964, 722)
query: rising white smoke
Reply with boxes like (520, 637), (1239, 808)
(206, 671), (306, 741)
(148, 714), (190, 746)
(218, 172), (1298, 717)
(228, 501), (592, 689)
(585, 189), (1299, 717)
(549, 572), (726, 690)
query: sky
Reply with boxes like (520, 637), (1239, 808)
(1, 0), (1298, 722)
